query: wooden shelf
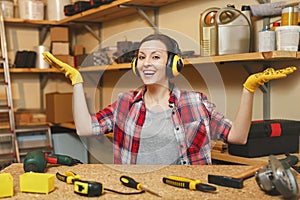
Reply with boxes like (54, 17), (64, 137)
(58, 0), (182, 24)
(80, 62), (131, 72)
(79, 51), (300, 72)
(188, 51), (300, 64)
(4, 0), (182, 26)
(4, 18), (58, 27)
(0, 68), (60, 73)
(2, 51), (298, 73)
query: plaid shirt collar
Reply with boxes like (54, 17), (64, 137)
(130, 83), (179, 108)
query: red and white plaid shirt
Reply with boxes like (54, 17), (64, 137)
(93, 86), (231, 165)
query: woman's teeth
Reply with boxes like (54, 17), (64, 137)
(144, 70), (155, 75)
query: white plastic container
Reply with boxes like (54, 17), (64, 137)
(275, 26), (300, 51)
(259, 30), (276, 52)
(1, 0), (14, 18)
(18, 0), (44, 20)
(47, 0), (70, 21)
(216, 7), (251, 55)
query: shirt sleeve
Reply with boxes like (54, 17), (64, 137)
(201, 93), (232, 142)
(92, 102), (116, 135)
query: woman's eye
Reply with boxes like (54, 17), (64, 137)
(153, 55), (160, 59)
(138, 55), (145, 60)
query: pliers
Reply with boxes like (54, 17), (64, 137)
(56, 171), (81, 184)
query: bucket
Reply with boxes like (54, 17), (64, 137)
(275, 26), (300, 51)
(18, 0), (44, 20)
(47, 0), (70, 21)
(1, 0), (14, 18)
(34, 45), (50, 69)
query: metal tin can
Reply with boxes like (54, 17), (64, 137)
(281, 6), (298, 26)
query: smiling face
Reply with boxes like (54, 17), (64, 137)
(136, 40), (169, 87)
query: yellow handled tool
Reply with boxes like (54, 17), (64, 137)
(120, 175), (162, 197)
(56, 172), (145, 197)
(162, 176), (216, 192)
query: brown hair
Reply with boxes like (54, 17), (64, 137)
(138, 34), (181, 55)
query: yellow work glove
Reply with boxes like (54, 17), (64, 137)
(243, 67), (297, 92)
(42, 52), (83, 85)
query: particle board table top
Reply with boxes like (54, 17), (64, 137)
(1, 163), (299, 199)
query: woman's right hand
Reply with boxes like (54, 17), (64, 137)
(43, 52), (83, 85)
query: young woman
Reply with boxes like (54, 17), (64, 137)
(43, 33), (296, 165)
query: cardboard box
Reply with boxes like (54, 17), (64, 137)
(55, 55), (75, 67)
(74, 44), (85, 55)
(51, 42), (70, 55)
(50, 27), (69, 42)
(46, 93), (73, 123)
(15, 112), (32, 126)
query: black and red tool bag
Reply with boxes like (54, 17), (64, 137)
(64, 0), (115, 16)
(228, 119), (300, 158)
(90, 0), (114, 8)
(64, 4), (76, 16)
(64, 1), (92, 16)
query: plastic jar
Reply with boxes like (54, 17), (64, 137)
(1, 0), (14, 18)
(18, 0), (44, 20)
(47, 0), (70, 21)
(276, 26), (300, 51)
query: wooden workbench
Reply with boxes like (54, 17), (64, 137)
(1, 163), (299, 199)
(211, 149), (300, 166)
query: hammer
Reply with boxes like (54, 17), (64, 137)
(208, 165), (262, 189)
(208, 154), (299, 189)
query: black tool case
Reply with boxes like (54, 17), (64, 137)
(90, 0), (114, 7)
(64, 1), (92, 16)
(228, 119), (300, 157)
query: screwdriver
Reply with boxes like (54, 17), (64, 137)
(120, 175), (162, 197)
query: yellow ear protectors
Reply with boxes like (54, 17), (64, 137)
(166, 53), (184, 78)
(131, 54), (184, 78)
(131, 57), (139, 76)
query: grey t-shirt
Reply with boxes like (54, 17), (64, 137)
(136, 108), (180, 165)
